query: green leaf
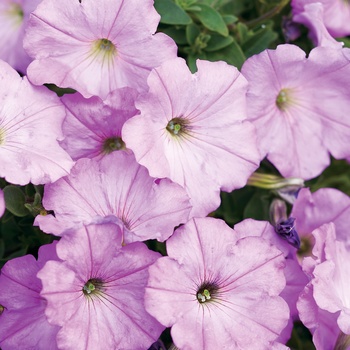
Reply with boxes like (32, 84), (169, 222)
(241, 22), (278, 58)
(193, 4), (229, 36)
(205, 40), (246, 69)
(162, 26), (188, 45)
(154, 0), (192, 25)
(243, 190), (271, 221)
(0, 239), (4, 259)
(186, 23), (201, 45)
(186, 52), (207, 72)
(3, 185), (29, 217)
(222, 14), (238, 24)
(205, 33), (234, 51)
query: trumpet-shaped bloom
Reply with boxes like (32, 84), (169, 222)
(123, 58), (260, 216)
(0, 60), (74, 185)
(60, 88), (138, 161)
(291, 187), (350, 252)
(297, 223), (350, 349)
(293, 3), (343, 49)
(292, 0), (350, 37)
(0, 242), (60, 350)
(241, 44), (350, 180)
(35, 152), (191, 243)
(24, 0), (177, 99)
(37, 222), (164, 350)
(145, 217), (289, 349)
(0, 0), (41, 72)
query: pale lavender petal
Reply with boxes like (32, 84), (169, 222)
(24, 0), (177, 98)
(123, 58), (260, 216)
(0, 243), (60, 350)
(35, 152), (191, 242)
(0, 60), (74, 185)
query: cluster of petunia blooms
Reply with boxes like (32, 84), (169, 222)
(0, 0), (350, 349)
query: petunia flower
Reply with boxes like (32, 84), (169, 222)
(291, 187), (350, 255)
(0, 242), (60, 350)
(37, 221), (164, 350)
(291, 0), (350, 38)
(0, 0), (41, 73)
(0, 59), (74, 185)
(293, 3), (344, 49)
(241, 44), (350, 180)
(24, 0), (177, 99)
(123, 58), (260, 216)
(35, 151), (191, 243)
(297, 223), (350, 349)
(60, 87), (138, 161)
(233, 219), (308, 344)
(145, 217), (289, 349)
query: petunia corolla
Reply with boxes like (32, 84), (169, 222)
(24, 0), (177, 99)
(0, 0), (41, 72)
(241, 44), (350, 180)
(145, 217), (289, 350)
(292, 0), (350, 38)
(297, 223), (350, 350)
(37, 221), (164, 350)
(123, 58), (260, 217)
(35, 151), (191, 243)
(60, 87), (138, 161)
(0, 242), (60, 350)
(291, 187), (350, 252)
(293, 3), (343, 49)
(0, 59), (73, 185)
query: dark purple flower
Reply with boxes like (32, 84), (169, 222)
(276, 217), (301, 249)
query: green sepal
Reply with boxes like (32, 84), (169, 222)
(154, 0), (192, 25)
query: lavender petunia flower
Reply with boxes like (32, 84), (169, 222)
(37, 222), (164, 350)
(276, 217), (301, 249)
(297, 223), (350, 349)
(292, 0), (350, 38)
(24, 0), (177, 99)
(35, 151), (191, 243)
(0, 242), (60, 350)
(291, 187), (350, 254)
(242, 44), (350, 180)
(0, 60), (74, 185)
(123, 58), (260, 216)
(60, 87), (139, 161)
(0, 0), (41, 72)
(293, 3), (344, 49)
(145, 217), (289, 349)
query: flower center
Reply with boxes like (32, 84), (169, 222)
(0, 304), (4, 315)
(6, 3), (24, 27)
(102, 136), (125, 154)
(92, 38), (117, 62)
(83, 278), (104, 296)
(0, 128), (6, 146)
(166, 117), (189, 137)
(276, 89), (291, 111)
(196, 282), (218, 304)
(297, 235), (313, 258)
